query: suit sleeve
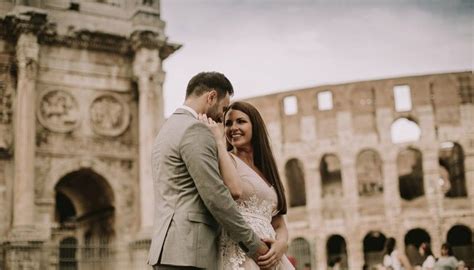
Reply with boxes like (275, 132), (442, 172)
(180, 122), (261, 257)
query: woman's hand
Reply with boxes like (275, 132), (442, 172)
(257, 238), (288, 269)
(198, 114), (225, 144)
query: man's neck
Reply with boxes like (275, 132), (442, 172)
(183, 100), (205, 114)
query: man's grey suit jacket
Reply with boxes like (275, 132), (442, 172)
(147, 108), (261, 269)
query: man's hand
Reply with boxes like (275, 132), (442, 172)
(251, 240), (270, 262)
(198, 114), (225, 145)
(257, 238), (288, 269)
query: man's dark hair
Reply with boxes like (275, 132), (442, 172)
(185, 72), (234, 99)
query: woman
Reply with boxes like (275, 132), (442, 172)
(382, 237), (413, 270)
(433, 243), (459, 270)
(419, 242), (435, 270)
(199, 101), (294, 270)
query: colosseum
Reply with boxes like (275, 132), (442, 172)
(243, 71), (474, 269)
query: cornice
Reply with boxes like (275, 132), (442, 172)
(1, 11), (49, 40)
(0, 13), (181, 58)
(39, 30), (131, 55)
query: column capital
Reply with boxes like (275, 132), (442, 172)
(4, 11), (49, 39)
(130, 30), (165, 52)
(130, 30), (182, 60)
(132, 46), (161, 78)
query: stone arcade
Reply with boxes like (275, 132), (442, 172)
(243, 72), (474, 269)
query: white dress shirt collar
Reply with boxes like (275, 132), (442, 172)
(179, 105), (199, 119)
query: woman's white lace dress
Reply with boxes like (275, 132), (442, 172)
(218, 154), (295, 270)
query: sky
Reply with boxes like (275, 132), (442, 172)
(160, 0), (473, 117)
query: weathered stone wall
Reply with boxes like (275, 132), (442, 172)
(245, 71), (474, 269)
(0, 0), (179, 268)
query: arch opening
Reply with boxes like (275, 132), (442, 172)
(321, 154), (343, 218)
(391, 118), (421, 144)
(326, 235), (348, 269)
(439, 142), (467, 197)
(285, 159), (307, 207)
(397, 148), (424, 201)
(363, 231), (386, 268)
(288, 238), (312, 270)
(447, 225), (473, 267)
(54, 169), (116, 267)
(404, 228), (431, 266)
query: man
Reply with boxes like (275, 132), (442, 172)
(147, 72), (269, 269)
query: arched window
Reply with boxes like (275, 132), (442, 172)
(439, 142), (467, 197)
(356, 150), (383, 197)
(59, 237), (78, 270)
(397, 148), (424, 201)
(320, 154), (342, 198)
(447, 225), (473, 267)
(327, 235), (348, 269)
(288, 238), (312, 270)
(405, 228), (431, 266)
(363, 231), (386, 268)
(285, 159), (306, 207)
(391, 118), (421, 144)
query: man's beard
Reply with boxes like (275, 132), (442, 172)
(206, 103), (222, 122)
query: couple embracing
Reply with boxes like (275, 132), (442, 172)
(147, 72), (295, 270)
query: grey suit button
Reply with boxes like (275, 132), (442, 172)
(238, 241), (249, 252)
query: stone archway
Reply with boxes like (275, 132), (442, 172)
(320, 154), (343, 219)
(326, 234), (348, 269)
(397, 147), (424, 201)
(285, 158), (307, 207)
(54, 168), (116, 269)
(43, 158), (133, 234)
(404, 228), (431, 266)
(439, 142), (467, 197)
(446, 225), (473, 268)
(363, 231), (386, 268)
(288, 237), (312, 270)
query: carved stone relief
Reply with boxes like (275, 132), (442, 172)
(0, 81), (12, 125)
(37, 90), (80, 133)
(90, 94), (130, 137)
(0, 81), (13, 153)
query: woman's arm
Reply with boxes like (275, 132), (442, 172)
(398, 252), (413, 270)
(258, 215), (289, 269)
(199, 114), (242, 199)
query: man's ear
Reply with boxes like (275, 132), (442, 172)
(207, 90), (218, 103)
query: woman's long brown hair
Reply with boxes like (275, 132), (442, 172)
(224, 101), (287, 214)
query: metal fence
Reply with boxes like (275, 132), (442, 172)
(0, 241), (152, 270)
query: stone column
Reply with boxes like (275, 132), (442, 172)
(5, 11), (47, 270)
(382, 149), (402, 235)
(460, 104), (474, 211)
(131, 32), (165, 230)
(12, 20), (40, 232)
(340, 157), (359, 224)
(315, 233), (327, 270)
(307, 161), (322, 228)
(347, 233), (364, 270)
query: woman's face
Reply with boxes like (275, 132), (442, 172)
(224, 109), (253, 149)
